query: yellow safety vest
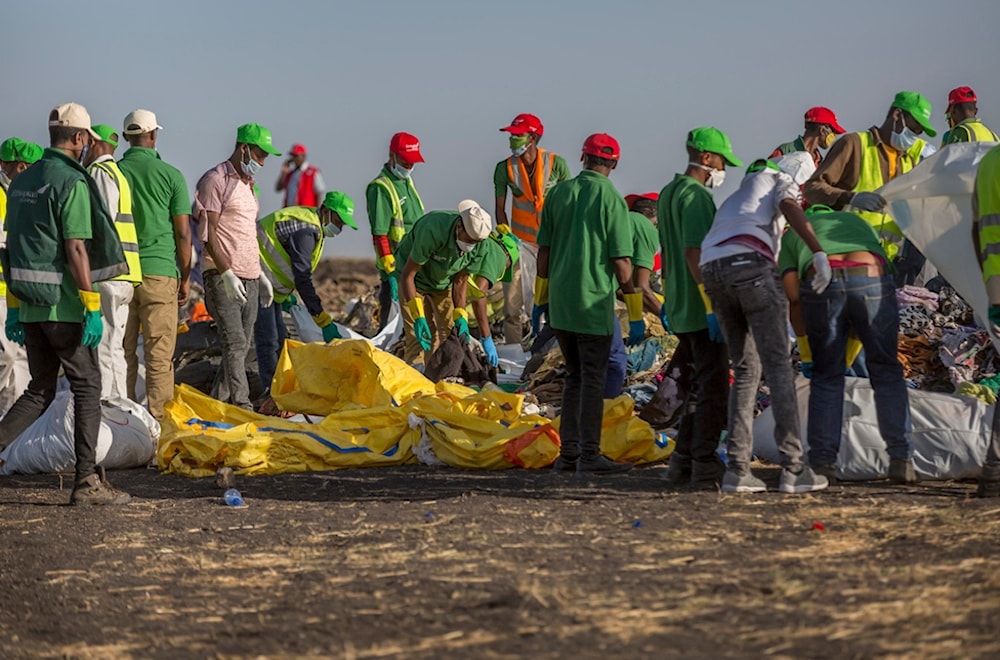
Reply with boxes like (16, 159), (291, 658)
(949, 119), (1000, 143)
(90, 160), (142, 284)
(977, 145), (1000, 285)
(257, 206), (325, 303)
(853, 131), (924, 260)
(506, 149), (555, 243)
(0, 182), (7, 296)
(369, 174), (424, 245)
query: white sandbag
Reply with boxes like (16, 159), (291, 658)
(0, 393), (159, 475)
(880, 141), (1000, 349)
(753, 377), (991, 481)
(289, 300), (402, 351)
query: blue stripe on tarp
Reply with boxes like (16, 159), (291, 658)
(257, 427), (400, 456)
(654, 433), (671, 449)
(186, 418), (235, 430)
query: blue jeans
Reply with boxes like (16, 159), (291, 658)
(254, 302), (287, 396)
(604, 319), (627, 399)
(801, 271), (911, 466)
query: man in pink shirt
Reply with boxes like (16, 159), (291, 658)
(194, 123), (280, 409)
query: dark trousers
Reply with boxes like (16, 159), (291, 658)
(985, 402), (1000, 480)
(893, 239), (927, 288)
(671, 329), (729, 465)
(253, 302), (287, 396)
(553, 329), (613, 461)
(378, 276), (393, 331)
(0, 322), (100, 482)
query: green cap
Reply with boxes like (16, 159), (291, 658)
(91, 124), (118, 148)
(236, 123), (282, 156)
(0, 137), (43, 164)
(321, 191), (357, 229)
(892, 91), (937, 137)
(687, 127), (742, 167)
(805, 204), (836, 216)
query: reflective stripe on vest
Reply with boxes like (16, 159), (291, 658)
(257, 208), (324, 302)
(977, 146), (1000, 282)
(91, 160), (142, 284)
(506, 149), (554, 243)
(370, 174), (424, 245)
(956, 120), (1000, 143)
(853, 131), (924, 260)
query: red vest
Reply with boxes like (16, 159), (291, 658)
(283, 165), (319, 207)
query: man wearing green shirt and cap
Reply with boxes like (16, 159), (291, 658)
(658, 127), (741, 489)
(467, 230), (519, 367)
(255, 191), (357, 397)
(0, 137), (43, 415)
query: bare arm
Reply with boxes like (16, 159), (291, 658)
(635, 266), (660, 314)
(204, 211), (230, 273)
(683, 247), (703, 285)
(451, 272), (469, 311)
(495, 195), (509, 229)
(471, 275), (491, 339)
(275, 161), (289, 192)
(173, 213), (192, 280)
(782, 270), (806, 336)
(613, 256), (635, 294)
(65, 239), (94, 293)
(781, 199), (824, 254)
(401, 258), (421, 303)
(536, 245), (550, 279)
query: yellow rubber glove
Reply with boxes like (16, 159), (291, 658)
(534, 276), (549, 306)
(654, 292), (664, 305)
(452, 307), (470, 341)
(312, 311), (334, 328)
(697, 284), (713, 314)
(6, 291), (20, 309)
(378, 254), (396, 275)
(79, 289), (101, 312)
(796, 336), (813, 362)
(624, 292), (643, 322)
(845, 336), (863, 367)
(407, 297), (425, 321)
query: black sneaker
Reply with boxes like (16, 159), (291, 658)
(552, 456), (578, 473)
(70, 467), (132, 506)
(577, 455), (633, 475)
(976, 464), (1000, 498)
(663, 455), (692, 486)
(812, 464), (837, 484)
(690, 458), (725, 490)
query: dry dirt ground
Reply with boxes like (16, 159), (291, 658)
(1, 466), (998, 659)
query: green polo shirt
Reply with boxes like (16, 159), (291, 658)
(365, 166), (425, 239)
(629, 211), (659, 271)
(117, 146), (190, 278)
(493, 152), (572, 198)
(778, 211), (888, 279)
(658, 173), (716, 334)
(468, 236), (510, 287)
(536, 170), (632, 336)
(395, 211), (488, 293)
(19, 182), (91, 323)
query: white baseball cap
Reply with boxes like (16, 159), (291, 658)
(123, 109), (163, 135)
(458, 200), (492, 241)
(49, 103), (100, 139)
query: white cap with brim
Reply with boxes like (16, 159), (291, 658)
(123, 109), (163, 135)
(458, 199), (492, 241)
(49, 103), (100, 140)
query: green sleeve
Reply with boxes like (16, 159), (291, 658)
(680, 188), (716, 248)
(168, 166), (191, 217)
(365, 182), (392, 237)
(632, 216), (658, 271)
(61, 181), (93, 240)
(606, 192), (632, 260)
(493, 161), (508, 198)
(777, 232), (801, 275)
(944, 126), (971, 145)
(551, 155), (571, 184)
(536, 191), (555, 248)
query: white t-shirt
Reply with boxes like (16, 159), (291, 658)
(699, 169), (801, 266)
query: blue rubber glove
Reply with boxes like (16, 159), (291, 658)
(388, 274), (399, 301)
(706, 313), (725, 343)
(482, 335), (498, 367)
(627, 320), (645, 346)
(413, 316), (433, 351)
(5, 305), (24, 346)
(531, 303), (548, 335)
(82, 310), (104, 349)
(322, 323), (342, 342)
(281, 294), (298, 312)
(800, 362), (814, 379)
(659, 302), (672, 334)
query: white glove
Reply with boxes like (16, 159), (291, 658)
(851, 191), (887, 212)
(258, 273), (274, 308)
(811, 251), (832, 294)
(220, 269), (248, 304)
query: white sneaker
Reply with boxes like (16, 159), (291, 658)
(721, 469), (767, 493)
(779, 466), (829, 494)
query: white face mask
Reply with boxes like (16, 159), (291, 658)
(391, 160), (413, 179)
(456, 239), (476, 253)
(241, 148), (263, 177)
(890, 118), (920, 153)
(323, 223), (342, 238)
(689, 162), (725, 188)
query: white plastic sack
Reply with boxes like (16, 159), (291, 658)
(753, 377), (991, 481)
(880, 141), (1000, 349)
(496, 343), (530, 384)
(0, 393), (159, 475)
(289, 300), (402, 351)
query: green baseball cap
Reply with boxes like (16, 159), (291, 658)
(892, 91), (937, 137)
(91, 124), (118, 148)
(687, 127), (742, 167)
(0, 137), (43, 164)
(321, 191), (357, 229)
(236, 123), (282, 156)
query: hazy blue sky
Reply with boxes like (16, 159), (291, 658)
(4, 0), (999, 258)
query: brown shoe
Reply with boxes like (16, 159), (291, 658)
(71, 467), (132, 506)
(888, 458), (918, 484)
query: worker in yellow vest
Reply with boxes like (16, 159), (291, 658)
(942, 86), (999, 145)
(804, 91), (936, 285)
(84, 124), (143, 402)
(494, 114), (570, 345)
(366, 132), (425, 332)
(0, 137), (42, 415)
(974, 145), (1000, 497)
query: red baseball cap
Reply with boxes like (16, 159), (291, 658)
(289, 143), (307, 156)
(624, 192), (658, 210)
(582, 133), (620, 160)
(499, 113), (544, 137)
(948, 86), (977, 108)
(389, 132), (424, 165)
(804, 107), (846, 134)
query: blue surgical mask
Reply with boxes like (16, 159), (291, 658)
(890, 118), (920, 153)
(391, 162), (413, 180)
(241, 148), (263, 177)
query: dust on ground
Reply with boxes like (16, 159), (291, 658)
(1, 466), (998, 659)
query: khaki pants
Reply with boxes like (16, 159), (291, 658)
(401, 289), (453, 365)
(125, 275), (179, 421)
(98, 280), (135, 402)
(502, 239), (538, 344)
(0, 298), (29, 416)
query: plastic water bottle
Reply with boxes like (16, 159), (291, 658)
(223, 488), (245, 507)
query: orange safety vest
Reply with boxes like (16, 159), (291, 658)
(506, 149), (554, 243)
